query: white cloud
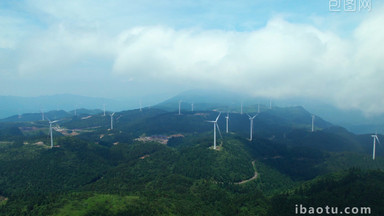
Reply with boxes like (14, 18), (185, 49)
(1, 1), (384, 115)
(111, 12), (384, 114)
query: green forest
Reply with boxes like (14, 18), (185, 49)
(0, 107), (383, 215)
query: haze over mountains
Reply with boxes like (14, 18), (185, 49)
(2, 90), (384, 134)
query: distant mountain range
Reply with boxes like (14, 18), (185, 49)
(0, 94), (134, 119)
(156, 90), (384, 134)
(1, 90), (384, 134)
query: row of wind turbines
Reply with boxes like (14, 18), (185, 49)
(202, 103), (380, 160)
(175, 100), (317, 150)
(44, 101), (381, 160)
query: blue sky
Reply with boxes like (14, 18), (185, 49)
(1, 0), (383, 114)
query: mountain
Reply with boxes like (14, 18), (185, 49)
(0, 109), (102, 123)
(0, 98), (384, 215)
(155, 90), (384, 134)
(0, 94), (132, 119)
(2, 90), (383, 134)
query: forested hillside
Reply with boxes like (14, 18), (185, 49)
(0, 105), (383, 215)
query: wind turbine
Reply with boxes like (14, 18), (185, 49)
(225, 113), (229, 133)
(74, 105), (77, 116)
(103, 104), (106, 116)
(191, 103), (194, 112)
(240, 102), (243, 115)
(247, 113), (258, 141)
(207, 112), (221, 150)
(48, 119), (59, 149)
(41, 109), (45, 121)
(311, 115), (315, 132)
(178, 100), (182, 115)
(269, 100), (272, 109)
(110, 112), (115, 130)
(140, 100), (142, 112)
(371, 133), (380, 160)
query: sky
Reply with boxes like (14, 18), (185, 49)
(0, 0), (383, 115)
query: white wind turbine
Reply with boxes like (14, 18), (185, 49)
(371, 133), (380, 160)
(207, 112), (221, 150)
(311, 115), (315, 132)
(41, 109), (45, 121)
(47, 119), (59, 149)
(240, 102), (243, 115)
(178, 100), (182, 115)
(191, 103), (194, 112)
(103, 104), (106, 116)
(247, 113), (258, 141)
(140, 100), (142, 112)
(110, 112), (115, 130)
(225, 113), (229, 133)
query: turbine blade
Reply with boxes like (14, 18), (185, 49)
(247, 114), (251, 118)
(376, 136), (381, 144)
(216, 123), (223, 139)
(215, 112), (221, 122)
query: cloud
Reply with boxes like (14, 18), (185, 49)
(1, 1), (384, 115)
(111, 13), (384, 114)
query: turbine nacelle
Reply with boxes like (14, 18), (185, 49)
(247, 113), (258, 120)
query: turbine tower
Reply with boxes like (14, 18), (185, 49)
(207, 112), (221, 150)
(269, 100), (272, 109)
(178, 100), (182, 115)
(371, 133), (380, 160)
(110, 112), (115, 130)
(311, 115), (315, 132)
(41, 109), (45, 121)
(48, 119), (59, 149)
(140, 100), (142, 112)
(191, 103), (194, 112)
(240, 102), (243, 115)
(247, 113), (258, 141)
(103, 104), (106, 116)
(225, 113), (229, 133)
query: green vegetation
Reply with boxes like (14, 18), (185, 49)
(55, 194), (141, 216)
(0, 106), (383, 215)
(269, 169), (384, 215)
